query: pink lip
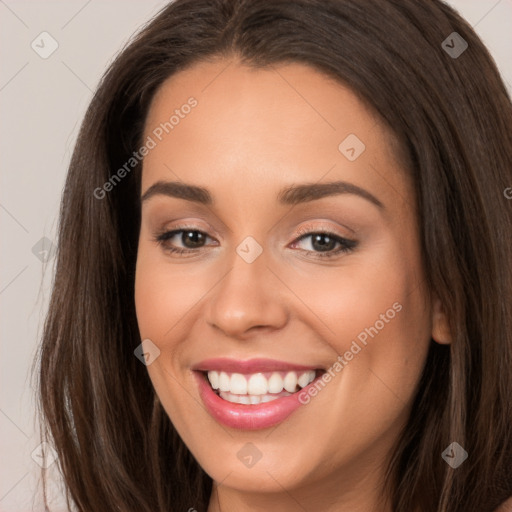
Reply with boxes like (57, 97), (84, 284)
(192, 357), (321, 373)
(193, 359), (324, 430)
(194, 372), (311, 430)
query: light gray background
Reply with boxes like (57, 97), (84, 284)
(1, 1), (511, 510)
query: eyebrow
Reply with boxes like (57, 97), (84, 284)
(141, 180), (384, 209)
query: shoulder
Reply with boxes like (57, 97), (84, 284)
(494, 496), (512, 512)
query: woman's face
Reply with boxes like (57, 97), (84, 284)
(135, 58), (445, 509)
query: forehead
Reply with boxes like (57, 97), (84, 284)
(141, 58), (412, 215)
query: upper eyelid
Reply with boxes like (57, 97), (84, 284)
(159, 223), (350, 235)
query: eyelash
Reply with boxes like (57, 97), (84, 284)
(153, 224), (358, 259)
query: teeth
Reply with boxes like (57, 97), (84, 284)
(206, 370), (316, 397)
(248, 373), (268, 395)
(218, 391), (291, 405)
(208, 370), (219, 389)
(298, 372), (312, 388)
(268, 373), (284, 393)
(238, 395), (250, 405)
(218, 372), (230, 392)
(230, 373), (248, 394)
(283, 372), (298, 392)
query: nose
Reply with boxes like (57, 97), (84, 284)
(204, 248), (289, 340)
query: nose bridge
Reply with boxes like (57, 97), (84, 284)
(204, 239), (288, 337)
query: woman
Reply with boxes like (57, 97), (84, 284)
(34, 0), (512, 510)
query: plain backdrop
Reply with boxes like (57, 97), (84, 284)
(1, 1), (511, 510)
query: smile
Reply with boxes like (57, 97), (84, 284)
(207, 370), (318, 404)
(193, 358), (326, 430)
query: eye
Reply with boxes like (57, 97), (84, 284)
(153, 224), (358, 259)
(290, 226), (358, 259)
(153, 226), (215, 256)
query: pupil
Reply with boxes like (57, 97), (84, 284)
(183, 231), (204, 248)
(312, 234), (335, 252)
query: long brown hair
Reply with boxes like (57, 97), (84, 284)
(33, 0), (512, 510)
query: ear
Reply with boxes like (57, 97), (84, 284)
(431, 296), (452, 345)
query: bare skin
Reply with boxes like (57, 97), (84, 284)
(134, 57), (451, 512)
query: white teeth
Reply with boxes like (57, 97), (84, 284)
(249, 395), (261, 404)
(206, 369), (317, 398)
(283, 372), (298, 392)
(208, 370), (219, 389)
(218, 372), (230, 392)
(219, 391), (291, 405)
(238, 395), (250, 405)
(247, 373), (268, 395)
(298, 370), (315, 388)
(230, 373), (247, 394)
(268, 373), (284, 394)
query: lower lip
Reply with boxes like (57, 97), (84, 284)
(195, 372), (315, 430)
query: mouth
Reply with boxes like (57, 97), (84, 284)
(202, 368), (325, 405)
(192, 358), (327, 430)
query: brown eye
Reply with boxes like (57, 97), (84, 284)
(292, 229), (358, 259)
(154, 227), (214, 256)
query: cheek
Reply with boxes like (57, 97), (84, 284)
(287, 245), (424, 347)
(133, 246), (205, 401)
(283, 268), (430, 475)
(134, 247), (210, 342)
(288, 237), (431, 404)
(134, 250), (202, 426)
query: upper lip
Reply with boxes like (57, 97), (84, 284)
(192, 357), (323, 374)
